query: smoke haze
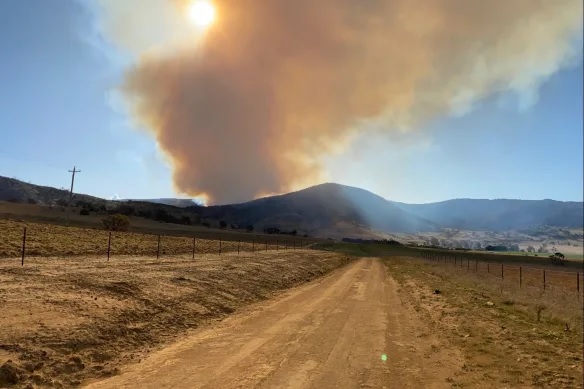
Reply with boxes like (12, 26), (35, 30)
(94, 0), (583, 204)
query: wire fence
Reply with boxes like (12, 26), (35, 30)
(1, 225), (316, 265)
(420, 252), (582, 297)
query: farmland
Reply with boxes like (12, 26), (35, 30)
(0, 219), (312, 259)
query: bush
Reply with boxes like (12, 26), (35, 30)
(80, 209), (90, 216)
(219, 220), (227, 229)
(102, 214), (130, 231)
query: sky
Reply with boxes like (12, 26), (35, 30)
(0, 0), (582, 205)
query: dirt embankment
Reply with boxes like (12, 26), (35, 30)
(0, 251), (351, 388)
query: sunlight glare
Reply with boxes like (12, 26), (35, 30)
(187, 0), (216, 29)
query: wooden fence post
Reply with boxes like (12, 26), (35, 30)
(252, 239), (255, 253)
(487, 263), (490, 274)
(238, 241), (240, 255)
(577, 272), (580, 294)
(156, 234), (161, 259)
(21, 227), (27, 266)
(467, 258), (469, 272)
(276, 240), (279, 251)
(501, 264), (504, 280)
(219, 239), (222, 255)
(543, 270), (546, 291)
(107, 231), (112, 261)
(192, 237), (196, 259)
(519, 266), (522, 288)
(265, 240), (267, 251)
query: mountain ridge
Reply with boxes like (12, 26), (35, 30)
(0, 176), (582, 233)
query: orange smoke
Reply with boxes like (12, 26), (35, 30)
(96, 0), (582, 204)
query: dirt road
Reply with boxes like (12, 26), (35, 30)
(86, 258), (462, 388)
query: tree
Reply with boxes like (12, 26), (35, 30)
(430, 237), (440, 246)
(102, 214), (130, 232)
(245, 225), (254, 232)
(527, 245), (535, 253)
(219, 220), (227, 229)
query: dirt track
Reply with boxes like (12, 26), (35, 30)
(86, 259), (462, 389)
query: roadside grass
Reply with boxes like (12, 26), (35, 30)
(383, 257), (583, 388)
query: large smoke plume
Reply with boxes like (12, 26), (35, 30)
(95, 0), (582, 204)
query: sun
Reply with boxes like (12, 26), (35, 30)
(187, 0), (216, 29)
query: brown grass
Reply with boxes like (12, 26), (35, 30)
(427, 256), (583, 295)
(385, 257), (583, 388)
(0, 251), (352, 388)
(0, 219), (307, 259)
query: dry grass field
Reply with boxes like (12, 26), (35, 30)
(0, 202), (314, 249)
(384, 257), (583, 388)
(0, 251), (352, 388)
(0, 219), (308, 259)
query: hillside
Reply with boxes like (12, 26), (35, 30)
(393, 198), (584, 231)
(0, 176), (582, 237)
(200, 183), (439, 234)
(0, 176), (103, 206)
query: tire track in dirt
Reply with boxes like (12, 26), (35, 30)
(85, 259), (463, 389)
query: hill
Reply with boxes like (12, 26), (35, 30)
(0, 176), (103, 206)
(392, 198), (584, 231)
(0, 176), (582, 237)
(200, 183), (439, 234)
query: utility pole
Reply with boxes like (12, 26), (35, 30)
(66, 166), (81, 226)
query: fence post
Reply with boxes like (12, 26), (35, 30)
(219, 239), (222, 255)
(265, 240), (268, 251)
(577, 272), (580, 294)
(294, 241), (296, 250)
(252, 239), (255, 253)
(276, 240), (279, 251)
(238, 241), (240, 255)
(543, 270), (546, 291)
(156, 234), (161, 259)
(467, 258), (469, 272)
(487, 263), (490, 274)
(501, 264), (504, 280)
(519, 266), (522, 288)
(192, 237), (196, 259)
(21, 227), (27, 266)
(107, 231), (112, 261)
(475, 260), (478, 273)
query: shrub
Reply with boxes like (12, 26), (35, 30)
(80, 209), (90, 216)
(102, 214), (130, 231)
(219, 220), (227, 229)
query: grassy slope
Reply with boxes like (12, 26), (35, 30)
(0, 252), (352, 388)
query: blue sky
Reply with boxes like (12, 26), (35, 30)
(0, 1), (582, 204)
